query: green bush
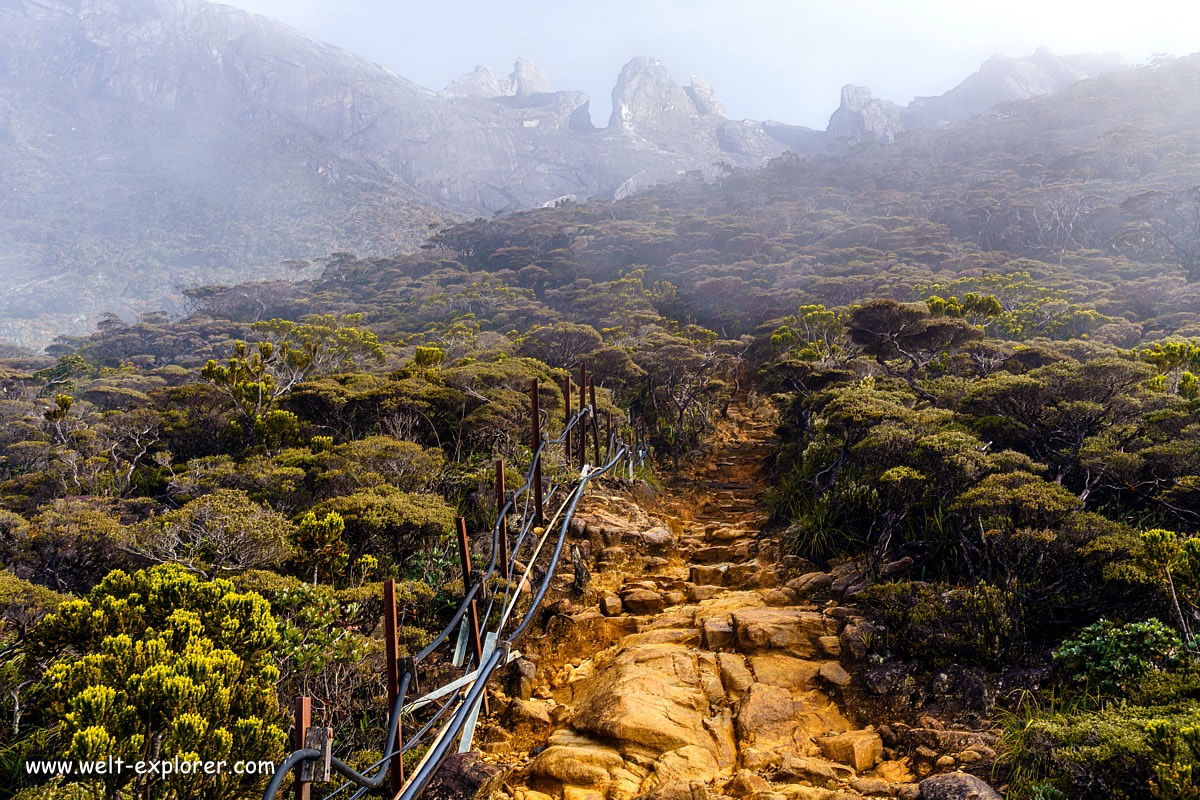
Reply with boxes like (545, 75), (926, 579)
(1147, 719), (1200, 799)
(1005, 704), (1200, 799)
(1053, 619), (1186, 697)
(28, 564), (286, 799)
(859, 580), (1017, 667)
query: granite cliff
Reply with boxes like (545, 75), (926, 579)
(827, 48), (1124, 142)
(0, 0), (1123, 345)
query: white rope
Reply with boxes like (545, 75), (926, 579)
(403, 647), (523, 713)
(496, 469), (589, 633)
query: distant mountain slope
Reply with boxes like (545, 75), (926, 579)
(0, 0), (1126, 347)
(0, 0), (459, 345)
(828, 48), (1124, 142)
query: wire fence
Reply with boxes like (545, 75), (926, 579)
(263, 368), (649, 800)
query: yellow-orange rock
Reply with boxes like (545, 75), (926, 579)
(816, 729), (883, 772)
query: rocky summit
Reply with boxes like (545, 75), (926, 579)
(0, 0), (1123, 345)
(826, 47), (1123, 142)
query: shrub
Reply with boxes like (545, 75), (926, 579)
(859, 580), (1017, 667)
(1148, 719), (1200, 799)
(29, 564), (286, 799)
(1053, 619), (1186, 697)
(1005, 704), (1200, 799)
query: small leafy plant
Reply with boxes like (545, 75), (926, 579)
(1053, 618), (1186, 697)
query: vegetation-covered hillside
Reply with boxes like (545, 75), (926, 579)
(5, 54), (1200, 800)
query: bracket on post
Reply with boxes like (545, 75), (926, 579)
(401, 655), (418, 696)
(299, 727), (332, 784)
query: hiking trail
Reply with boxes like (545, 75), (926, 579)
(454, 400), (1000, 800)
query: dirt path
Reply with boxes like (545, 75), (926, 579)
(470, 402), (992, 800)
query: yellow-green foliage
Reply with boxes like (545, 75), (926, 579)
(31, 564), (286, 799)
(1008, 705), (1200, 800)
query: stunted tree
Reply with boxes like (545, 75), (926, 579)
(201, 313), (384, 442)
(311, 487), (456, 580)
(962, 358), (1153, 486)
(290, 511), (346, 585)
(635, 333), (733, 468)
(846, 299), (982, 403)
(316, 436), (445, 496)
(518, 322), (603, 368)
(130, 489), (292, 578)
(770, 304), (852, 363)
(1, 500), (131, 593)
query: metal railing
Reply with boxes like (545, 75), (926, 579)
(264, 367), (648, 800)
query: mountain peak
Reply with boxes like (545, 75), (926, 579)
(512, 57), (553, 96)
(827, 84), (903, 142)
(609, 57), (718, 131)
(685, 74), (725, 117)
(443, 65), (508, 98)
(443, 57), (553, 98)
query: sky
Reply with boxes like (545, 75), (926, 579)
(223, 0), (1200, 129)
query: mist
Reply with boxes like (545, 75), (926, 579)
(223, 0), (1200, 128)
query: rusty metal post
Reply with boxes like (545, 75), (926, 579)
(496, 458), (509, 580)
(383, 580), (404, 795)
(455, 516), (488, 715)
(562, 374), (572, 464)
(530, 379), (544, 527)
(578, 364), (587, 468)
(294, 696), (311, 800)
(589, 379), (600, 467)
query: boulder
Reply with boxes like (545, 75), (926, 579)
(816, 730), (883, 772)
(702, 618), (736, 650)
(851, 777), (893, 796)
(725, 770), (771, 797)
(732, 607), (829, 656)
(748, 654), (821, 690)
(530, 740), (624, 786)
(690, 564), (728, 586)
(688, 584), (724, 602)
(621, 588), (665, 615)
(503, 698), (552, 731)
(917, 772), (1002, 800)
(839, 619), (875, 660)
(571, 643), (722, 759)
(630, 526), (675, 555)
(775, 754), (854, 783)
(818, 662), (852, 688)
(422, 752), (504, 800)
(650, 745), (721, 787)
(717, 653), (755, 694)
(818, 636), (842, 658)
(664, 590), (687, 607)
(599, 593), (623, 617)
(506, 657), (537, 700)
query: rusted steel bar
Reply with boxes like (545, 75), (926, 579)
(578, 363), (587, 468)
(589, 379), (600, 467)
(455, 516), (488, 716)
(293, 697), (311, 800)
(562, 374), (572, 464)
(383, 580), (404, 794)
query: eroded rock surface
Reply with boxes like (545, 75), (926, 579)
(483, 403), (999, 800)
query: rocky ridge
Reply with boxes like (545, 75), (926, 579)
(827, 48), (1123, 142)
(0, 0), (1125, 345)
(446, 401), (1003, 800)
